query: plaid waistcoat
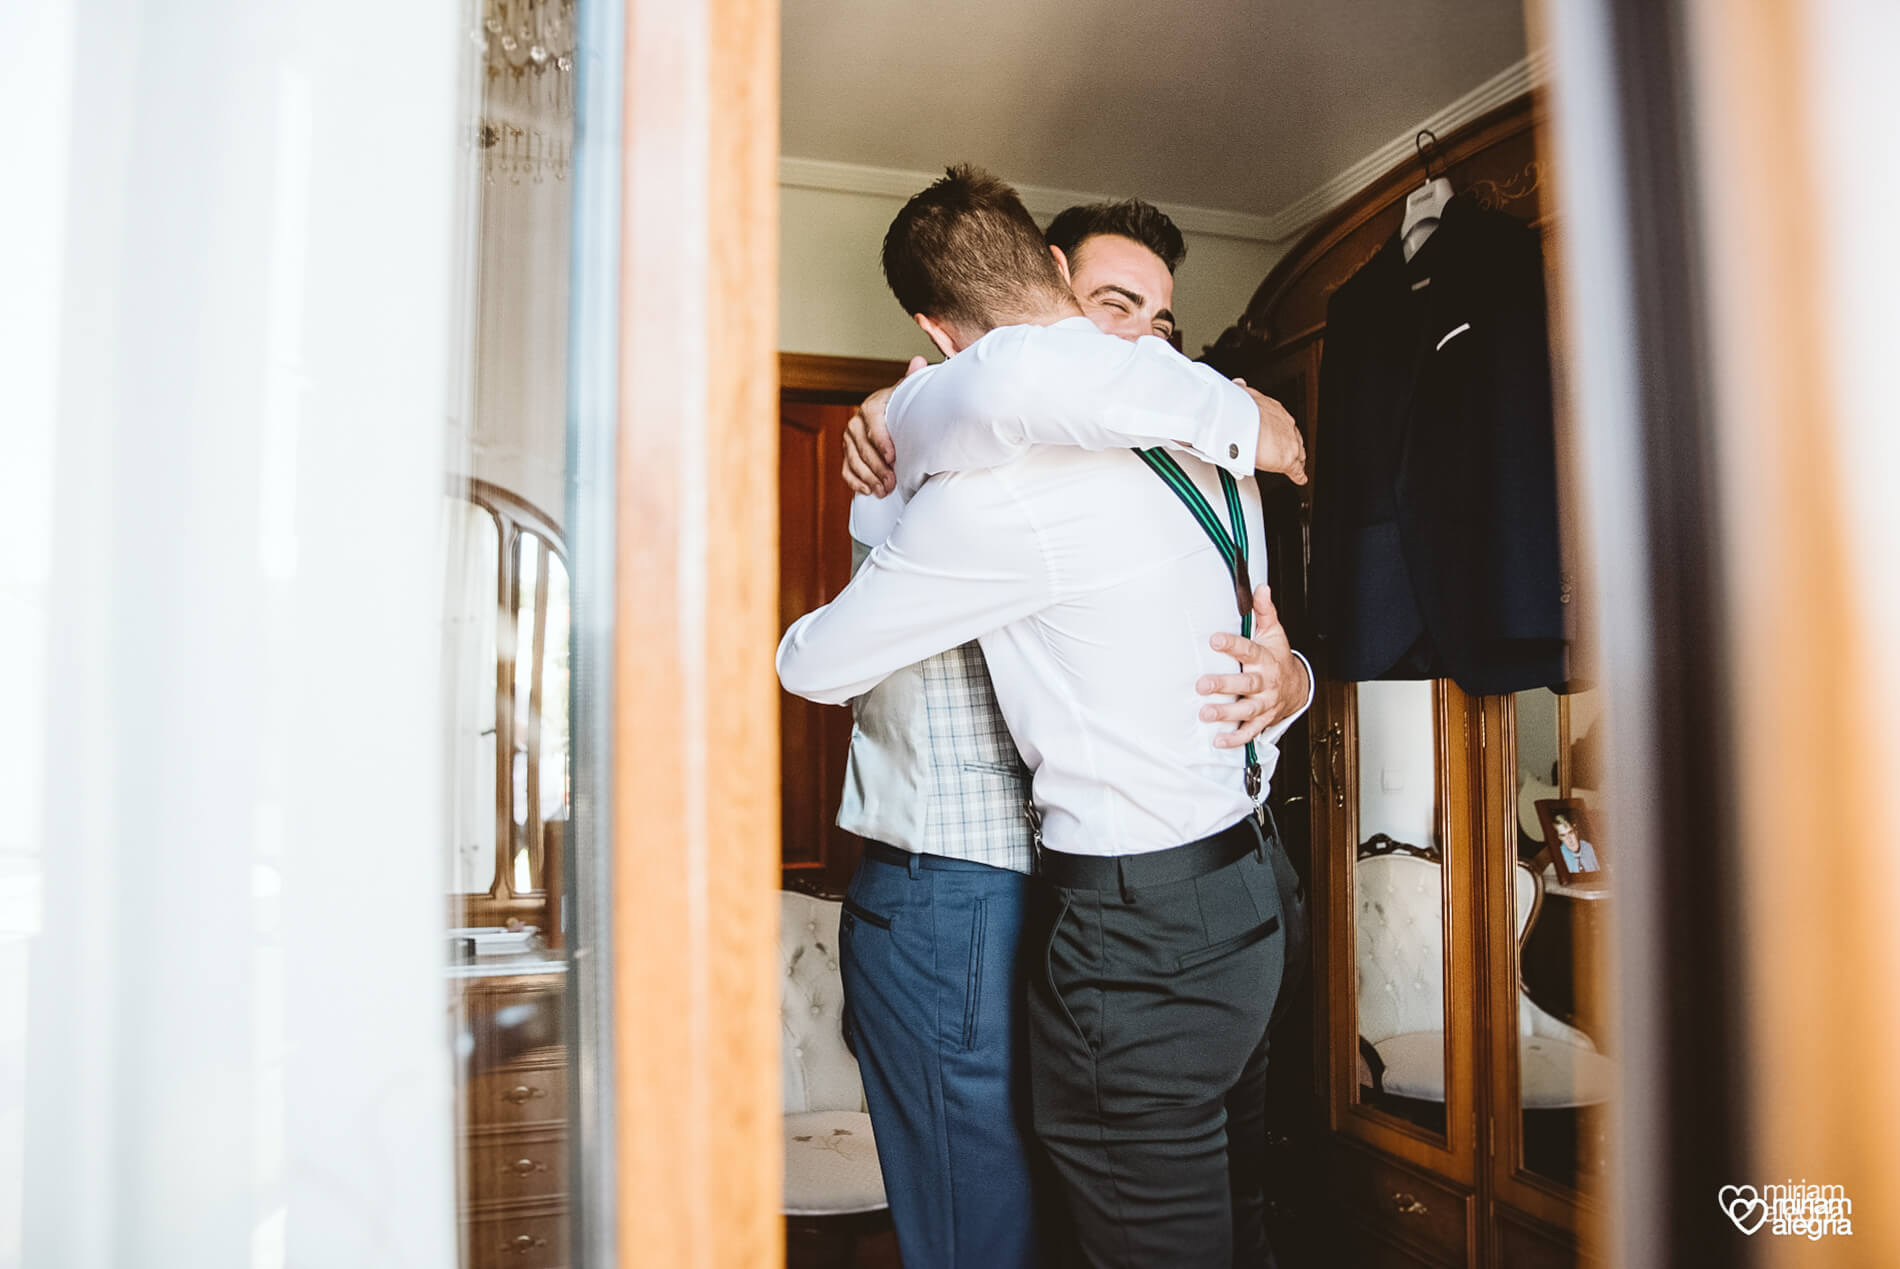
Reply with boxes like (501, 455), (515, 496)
(835, 639), (1035, 873)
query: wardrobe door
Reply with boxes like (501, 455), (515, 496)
(1484, 687), (1615, 1245)
(1315, 676), (1482, 1186)
(1249, 343), (1327, 1265)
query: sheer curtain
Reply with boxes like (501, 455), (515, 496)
(442, 501), (500, 897)
(5, 0), (469, 1265)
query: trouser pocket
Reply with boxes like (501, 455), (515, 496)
(842, 896), (892, 930)
(1042, 893), (1100, 1059)
(1176, 914), (1280, 971)
(960, 898), (988, 1051)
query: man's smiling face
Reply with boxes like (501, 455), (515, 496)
(1065, 233), (1177, 344)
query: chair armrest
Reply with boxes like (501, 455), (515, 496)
(1357, 1034), (1388, 1097)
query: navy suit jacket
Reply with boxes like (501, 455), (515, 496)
(1310, 195), (1566, 696)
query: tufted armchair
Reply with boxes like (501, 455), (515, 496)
(780, 890), (889, 1264)
(1355, 849), (1613, 1109)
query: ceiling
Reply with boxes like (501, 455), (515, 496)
(782, 0), (1530, 219)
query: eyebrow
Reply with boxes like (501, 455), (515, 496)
(1090, 283), (1146, 309)
(1153, 308), (1176, 328)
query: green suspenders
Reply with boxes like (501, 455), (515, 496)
(1132, 447), (1264, 801)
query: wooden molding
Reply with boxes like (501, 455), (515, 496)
(778, 351), (912, 400)
(615, 0), (782, 1264)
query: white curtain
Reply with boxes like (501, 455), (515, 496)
(3, 0), (468, 1264)
(441, 500), (500, 897)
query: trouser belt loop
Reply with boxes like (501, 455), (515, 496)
(907, 851), (922, 879)
(1117, 857), (1138, 906)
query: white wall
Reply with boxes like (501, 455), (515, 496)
(1356, 679), (1440, 849)
(779, 184), (1287, 361)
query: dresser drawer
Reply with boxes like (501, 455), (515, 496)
(1495, 1208), (1598, 1269)
(466, 1200), (569, 1269)
(1336, 1222), (1459, 1269)
(468, 1057), (568, 1129)
(1327, 1143), (1469, 1264)
(466, 1126), (568, 1206)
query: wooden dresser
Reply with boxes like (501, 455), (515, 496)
(456, 967), (570, 1269)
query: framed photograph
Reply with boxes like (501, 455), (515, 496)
(1535, 798), (1606, 887)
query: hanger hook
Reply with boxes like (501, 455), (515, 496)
(1415, 128), (1443, 182)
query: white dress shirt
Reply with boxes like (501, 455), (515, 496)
(781, 439), (1312, 858)
(849, 317), (1264, 546)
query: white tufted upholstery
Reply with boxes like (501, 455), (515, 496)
(780, 892), (887, 1218)
(1356, 853), (1447, 1049)
(1357, 854), (1613, 1108)
(785, 1110), (887, 1217)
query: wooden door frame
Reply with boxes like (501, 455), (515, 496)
(779, 351), (913, 401)
(612, 0), (782, 1265)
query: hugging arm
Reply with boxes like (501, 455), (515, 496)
(881, 324), (1306, 495)
(776, 471), (1052, 704)
(1197, 586), (1315, 748)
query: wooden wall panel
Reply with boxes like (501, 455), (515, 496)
(614, 0), (781, 1264)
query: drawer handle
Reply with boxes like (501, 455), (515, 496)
(504, 1233), (547, 1254)
(1391, 1191), (1430, 1217)
(502, 1084), (546, 1105)
(506, 1156), (546, 1176)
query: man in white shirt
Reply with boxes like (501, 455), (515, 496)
(778, 166), (1313, 1268)
(816, 196), (1306, 1269)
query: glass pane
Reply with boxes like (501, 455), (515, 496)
(539, 549), (571, 881)
(1514, 686), (1613, 1189)
(1351, 680), (1449, 1137)
(444, 497), (502, 894)
(512, 532), (543, 893)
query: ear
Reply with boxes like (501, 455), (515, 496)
(914, 313), (959, 358)
(1049, 244), (1072, 285)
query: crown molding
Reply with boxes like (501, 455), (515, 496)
(779, 50), (1548, 247)
(1255, 49), (1549, 241)
(778, 156), (1283, 243)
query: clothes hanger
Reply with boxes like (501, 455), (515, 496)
(1401, 129), (1454, 261)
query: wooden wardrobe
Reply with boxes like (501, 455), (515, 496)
(1203, 94), (1610, 1269)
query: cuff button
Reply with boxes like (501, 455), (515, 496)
(1229, 443), (1240, 459)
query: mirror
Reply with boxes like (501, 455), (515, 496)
(445, 483), (569, 924)
(444, 495), (502, 894)
(1351, 679), (1450, 1138)
(1513, 686), (1613, 1189)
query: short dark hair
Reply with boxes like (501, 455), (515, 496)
(1044, 199), (1187, 275)
(881, 164), (1073, 333)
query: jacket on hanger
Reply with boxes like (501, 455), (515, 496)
(1310, 193), (1566, 696)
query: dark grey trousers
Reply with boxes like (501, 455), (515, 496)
(1027, 835), (1286, 1268)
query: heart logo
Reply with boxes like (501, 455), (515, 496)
(1719, 1184), (1768, 1235)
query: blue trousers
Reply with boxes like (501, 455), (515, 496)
(839, 847), (1047, 1269)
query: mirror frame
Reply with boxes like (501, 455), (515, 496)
(454, 475), (568, 930)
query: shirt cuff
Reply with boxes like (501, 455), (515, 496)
(1257, 648), (1317, 756)
(1287, 649), (1316, 724)
(1195, 376), (1259, 476)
